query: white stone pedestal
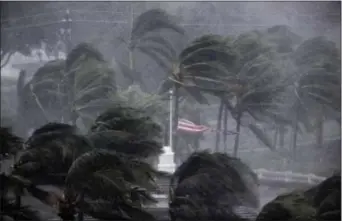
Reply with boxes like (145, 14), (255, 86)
(157, 146), (176, 173)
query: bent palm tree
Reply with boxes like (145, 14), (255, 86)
(159, 34), (238, 155)
(291, 36), (341, 150)
(216, 29), (295, 156)
(116, 8), (185, 87)
(0, 127), (45, 221)
(13, 104), (165, 220)
(256, 174), (341, 221)
(16, 43), (116, 134)
(169, 151), (259, 221)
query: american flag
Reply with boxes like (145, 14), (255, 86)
(177, 118), (209, 133)
(177, 118), (237, 135)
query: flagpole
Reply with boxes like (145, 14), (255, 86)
(169, 90), (173, 149)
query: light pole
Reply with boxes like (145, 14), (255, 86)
(169, 90), (174, 150)
(63, 9), (72, 54)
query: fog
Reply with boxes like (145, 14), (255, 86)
(1, 1), (341, 219)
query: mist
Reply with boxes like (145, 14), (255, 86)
(1, 1), (341, 220)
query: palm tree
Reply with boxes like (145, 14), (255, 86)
(160, 34), (238, 156)
(0, 127), (45, 221)
(115, 8), (185, 88)
(16, 43), (117, 135)
(169, 151), (259, 221)
(12, 103), (166, 220)
(256, 174), (341, 221)
(215, 29), (296, 156)
(291, 36), (341, 151)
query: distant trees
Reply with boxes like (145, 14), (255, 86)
(158, 24), (340, 161)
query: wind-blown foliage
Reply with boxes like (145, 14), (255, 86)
(256, 174), (341, 221)
(169, 151), (259, 221)
(284, 36), (341, 152)
(162, 34), (238, 101)
(215, 28), (295, 155)
(12, 100), (166, 220)
(112, 84), (168, 126)
(116, 8), (185, 86)
(90, 104), (163, 144)
(292, 36), (341, 115)
(16, 43), (117, 134)
(0, 127), (46, 221)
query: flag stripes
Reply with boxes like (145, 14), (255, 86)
(177, 118), (237, 135)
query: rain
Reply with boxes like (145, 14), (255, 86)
(1, 1), (341, 221)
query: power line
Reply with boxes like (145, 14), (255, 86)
(0, 10), (66, 23)
(1, 20), (128, 31)
(0, 10), (138, 25)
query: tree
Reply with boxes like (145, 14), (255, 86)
(215, 27), (297, 156)
(0, 127), (46, 221)
(0, 2), (68, 67)
(169, 151), (259, 221)
(115, 8), (185, 88)
(256, 174), (341, 221)
(16, 43), (116, 136)
(160, 34), (237, 157)
(12, 120), (164, 221)
(291, 36), (341, 151)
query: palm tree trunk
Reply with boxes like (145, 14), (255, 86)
(291, 104), (299, 160)
(173, 84), (180, 166)
(272, 126), (279, 150)
(233, 111), (242, 157)
(77, 208), (84, 221)
(14, 190), (21, 221)
(223, 105), (229, 152)
(215, 100), (224, 151)
(279, 125), (285, 149)
(128, 49), (135, 85)
(127, 4), (135, 86)
(315, 105), (324, 149)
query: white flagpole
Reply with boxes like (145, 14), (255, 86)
(169, 90), (173, 149)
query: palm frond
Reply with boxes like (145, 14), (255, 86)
(65, 150), (159, 210)
(131, 9), (184, 41)
(135, 45), (171, 71)
(14, 127), (92, 184)
(29, 122), (76, 138)
(137, 35), (178, 58)
(90, 105), (162, 142)
(0, 127), (23, 158)
(87, 130), (163, 158)
(170, 151), (259, 221)
(65, 43), (104, 70)
(2, 197), (43, 221)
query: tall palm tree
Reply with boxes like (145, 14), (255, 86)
(169, 151), (259, 221)
(115, 8), (185, 88)
(291, 36), (341, 151)
(16, 43), (117, 135)
(216, 29), (296, 156)
(160, 34), (238, 156)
